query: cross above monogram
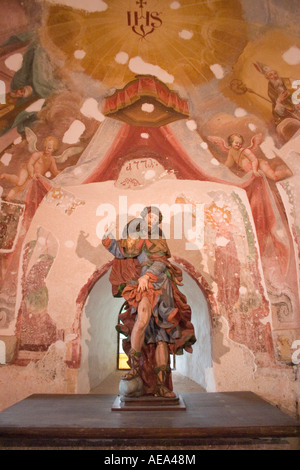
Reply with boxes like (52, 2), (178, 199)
(136, 0), (147, 8)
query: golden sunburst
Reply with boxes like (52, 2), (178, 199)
(40, 0), (254, 90)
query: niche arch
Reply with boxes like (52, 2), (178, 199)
(76, 258), (216, 393)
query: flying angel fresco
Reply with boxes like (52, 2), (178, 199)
(0, 127), (82, 201)
(207, 133), (292, 181)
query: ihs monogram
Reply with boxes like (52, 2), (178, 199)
(127, 0), (162, 39)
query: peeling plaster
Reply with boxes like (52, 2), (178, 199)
(218, 315), (258, 377)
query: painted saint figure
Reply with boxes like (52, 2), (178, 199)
(102, 206), (196, 398)
(254, 62), (300, 126)
(254, 62), (300, 140)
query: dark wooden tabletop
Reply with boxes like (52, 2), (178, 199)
(0, 392), (299, 442)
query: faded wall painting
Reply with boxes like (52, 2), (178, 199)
(0, 0), (299, 415)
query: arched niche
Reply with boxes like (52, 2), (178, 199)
(14, 179), (270, 396)
(77, 261), (213, 394)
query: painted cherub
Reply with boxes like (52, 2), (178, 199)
(0, 128), (82, 201)
(208, 133), (292, 181)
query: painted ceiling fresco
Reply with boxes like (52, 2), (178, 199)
(0, 0), (299, 406)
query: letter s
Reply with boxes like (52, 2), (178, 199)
(150, 12), (162, 28)
(291, 80), (300, 105)
(291, 339), (300, 365)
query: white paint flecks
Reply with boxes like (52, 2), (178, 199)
(282, 46), (300, 65)
(248, 123), (257, 131)
(210, 63), (225, 79)
(115, 52), (129, 64)
(141, 133), (149, 139)
(80, 98), (105, 122)
(128, 56), (174, 84)
(234, 107), (247, 117)
(239, 286), (248, 295)
(141, 103), (154, 113)
(74, 50), (86, 59)
(13, 136), (22, 145)
(37, 236), (46, 246)
(179, 30), (193, 40)
(74, 167), (83, 175)
(216, 236), (229, 247)
(26, 99), (45, 113)
(144, 170), (156, 180)
(260, 136), (277, 159)
(4, 53), (23, 72)
(210, 158), (220, 166)
(0, 153), (12, 166)
(170, 1), (181, 9)
(46, 0), (107, 12)
(186, 119), (197, 131)
(63, 120), (86, 144)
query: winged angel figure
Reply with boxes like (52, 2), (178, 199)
(207, 132), (292, 181)
(0, 127), (82, 200)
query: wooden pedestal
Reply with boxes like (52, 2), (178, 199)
(112, 393), (186, 411)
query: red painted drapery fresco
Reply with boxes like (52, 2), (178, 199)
(103, 76), (189, 117)
(83, 121), (291, 277)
